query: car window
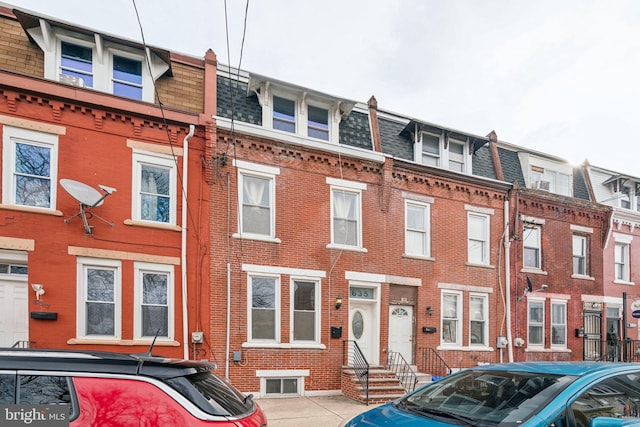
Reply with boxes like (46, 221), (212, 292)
(18, 375), (76, 418)
(400, 370), (575, 426)
(0, 373), (15, 403)
(166, 371), (253, 417)
(570, 372), (640, 426)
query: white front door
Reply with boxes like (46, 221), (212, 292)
(389, 305), (413, 363)
(349, 300), (379, 365)
(0, 280), (29, 347)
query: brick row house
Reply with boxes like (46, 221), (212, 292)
(0, 6), (217, 360)
(3, 3), (638, 402)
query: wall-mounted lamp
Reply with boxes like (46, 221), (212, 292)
(31, 284), (45, 300)
(426, 306), (433, 316)
(575, 327), (585, 338)
(335, 295), (343, 310)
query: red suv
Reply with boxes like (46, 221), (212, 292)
(0, 348), (267, 426)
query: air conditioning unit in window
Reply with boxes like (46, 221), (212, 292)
(59, 74), (85, 87)
(532, 180), (550, 191)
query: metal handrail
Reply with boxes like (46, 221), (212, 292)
(11, 340), (31, 348)
(387, 351), (418, 392)
(344, 340), (370, 404)
(419, 347), (452, 380)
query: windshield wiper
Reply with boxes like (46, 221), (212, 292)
(406, 405), (478, 426)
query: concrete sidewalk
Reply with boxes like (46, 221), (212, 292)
(256, 395), (380, 427)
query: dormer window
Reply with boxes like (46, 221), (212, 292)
(113, 55), (143, 99)
(529, 164), (571, 196)
(421, 133), (440, 166)
(15, 10), (170, 103)
(273, 96), (296, 133)
(248, 74), (354, 144)
(417, 131), (470, 173)
(60, 41), (93, 87)
(308, 105), (329, 141)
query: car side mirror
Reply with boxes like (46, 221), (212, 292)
(590, 416), (640, 427)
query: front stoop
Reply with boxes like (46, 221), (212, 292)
(341, 365), (407, 404)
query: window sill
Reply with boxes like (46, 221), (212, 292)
(520, 268), (548, 275)
(571, 274), (595, 281)
(614, 279), (635, 286)
(0, 204), (63, 216)
(436, 345), (494, 352)
(242, 342), (326, 350)
(124, 219), (181, 231)
(68, 338), (180, 346)
(326, 243), (368, 253)
(232, 233), (282, 243)
(524, 347), (571, 353)
(465, 262), (495, 269)
(403, 254), (435, 262)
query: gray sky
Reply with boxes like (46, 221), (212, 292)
(9, 0), (640, 176)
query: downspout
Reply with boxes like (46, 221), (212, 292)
(225, 171), (231, 380)
(182, 124), (195, 360)
(504, 197), (514, 363)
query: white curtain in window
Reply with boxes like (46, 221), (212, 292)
(334, 191), (353, 219)
(244, 177), (265, 207)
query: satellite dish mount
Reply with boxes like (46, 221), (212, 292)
(60, 179), (116, 235)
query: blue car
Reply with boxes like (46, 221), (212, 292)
(343, 362), (640, 426)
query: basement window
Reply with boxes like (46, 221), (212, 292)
(265, 378), (299, 396)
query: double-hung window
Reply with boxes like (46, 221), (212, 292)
(405, 200), (430, 257)
(307, 105), (329, 140)
(2, 126), (59, 210)
(421, 133), (440, 166)
(113, 54), (143, 100)
(573, 235), (588, 276)
(60, 41), (93, 87)
(551, 301), (567, 347)
(615, 242), (630, 282)
(292, 279), (319, 343)
(332, 190), (360, 247)
(273, 96), (296, 133)
(249, 275), (279, 342)
(132, 151), (177, 225)
(448, 139), (465, 172)
(77, 257), (121, 339)
(236, 160), (280, 240)
(134, 262), (173, 340)
(441, 291), (462, 346)
(528, 300), (544, 346)
(328, 178), (365, 250)
(469, 294), (488, 346)
(523, 225), (541, 269)
(468, 213), (489, 265)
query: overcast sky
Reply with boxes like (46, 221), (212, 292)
(8, 0), (640, 176)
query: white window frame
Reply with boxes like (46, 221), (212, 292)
(573, 234), (588, 276)
(235, 160), (280, 241)
(550, 300), (567, 348)
(416, 132), (470, 173)
(290, 278), (321, 344)
(76, 257), (122, 340)
(248, 273), (281, 343)
(468, 212), (490, 265)
(404, 200), (431, 258)
(133, 262), (174, 341)
(26, 23), (167, 102)
(523, 224), (542, 270)
(614, 242), (630, 283)
(131, 150), (178, 226)
(255, 84), (340, 143)
(2, 126), (59, 211)
(327, 178), (366, 251)
(527, 298), (545, 347)
(469, 293), (488, 347)
(306, 103), (330, 141)
(108, 48), (147, 101)
(441, 290), (462, 347)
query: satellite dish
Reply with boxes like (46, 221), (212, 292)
(60, 179), (116, 234)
